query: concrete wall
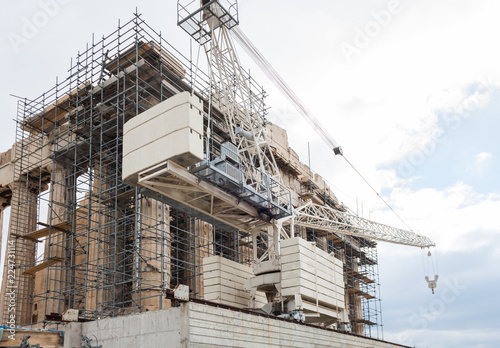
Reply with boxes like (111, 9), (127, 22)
(64, 302), (408, 348)
(64, 306), (184, 348)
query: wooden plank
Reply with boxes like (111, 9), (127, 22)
(23, 257), (64, 275)
(347, 269), (375, 283)
(91, 58), (146, 95)
(348, 287), (375, 299)
(24, 221), (71, 240)
(149, 41), (186, 80)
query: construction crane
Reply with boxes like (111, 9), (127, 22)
(172, 1), (439, 317)
(176, 1), (435, 240)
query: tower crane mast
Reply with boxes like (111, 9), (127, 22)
(174, 1), (437, 308)
(177, 0), (434, 248)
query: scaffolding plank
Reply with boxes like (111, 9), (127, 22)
(24, 222), (72, 240)
(347, 287), (375, 299)
(351, 318), (377, 326)
(23, 257), (64, 275)
(346, 270), (375, 284)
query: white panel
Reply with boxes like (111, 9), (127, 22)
(203, 256), (266, 308)
(280, 237), (345, 311)
(124, 91), (203, 133)
(123, 103), (203, 156)
(188, 302), (407, 348)
(122, 91), (204, 183)
(123, 127), (203, 183)
(281, 237), (343, 268)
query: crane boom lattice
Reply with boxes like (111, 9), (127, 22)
(288, 201), (435, 248)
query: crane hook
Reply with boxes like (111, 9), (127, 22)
(425, 275), (439, 294)
(423, 248), (439, 294)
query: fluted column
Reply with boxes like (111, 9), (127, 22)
(134, 197), (172, 311)
(33, 164), (69, 323)
(0, 180), (39, 325)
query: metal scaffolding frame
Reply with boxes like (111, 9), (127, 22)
(0, 11), (386, 340)
(290, 215), (384, 338)
(286, 174), (384, 337)
(1, 13), (254, 328)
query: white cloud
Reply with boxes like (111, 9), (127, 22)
(469, 152), (493, 177)
(476, 152), (492, 164)
(373, 182), (500, 252)
(259, 1), (500, 222)
(427, 77), (495, 116)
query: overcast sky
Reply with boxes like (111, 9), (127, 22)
(1, 1), (499, 347)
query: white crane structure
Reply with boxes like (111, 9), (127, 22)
(288, 201), (435, 248)
(171, 0), (439, 322)
(177, 0), (435, 246)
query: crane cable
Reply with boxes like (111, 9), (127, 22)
(231, 26), (413, 232)
(342, 156), (414, 231)
(231, 27), (342, 154)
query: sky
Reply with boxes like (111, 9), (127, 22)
(1, 1), (499, 347)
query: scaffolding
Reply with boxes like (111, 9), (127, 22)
(0, 12), (383, 339)
(291, 176), (384, 338)
(0, 13), (255, 327)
